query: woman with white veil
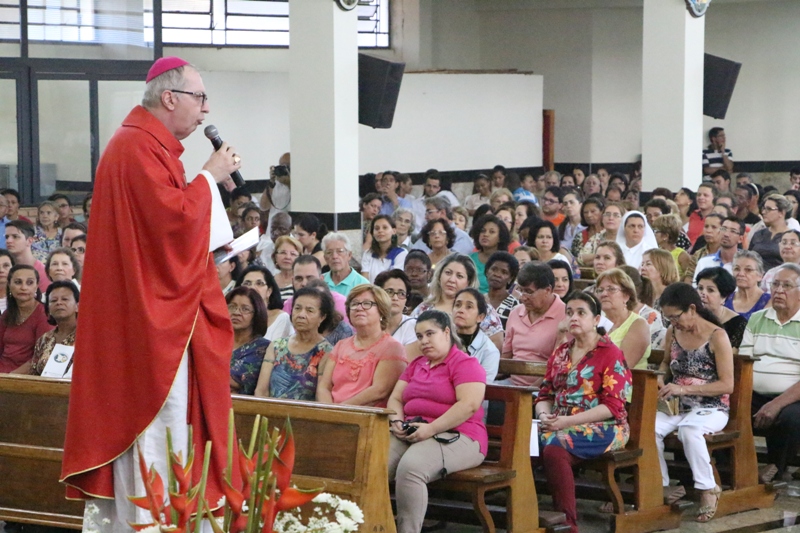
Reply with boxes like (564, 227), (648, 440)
(616, 211), (658, 269)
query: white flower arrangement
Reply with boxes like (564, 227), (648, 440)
(271, 493), (364, 533)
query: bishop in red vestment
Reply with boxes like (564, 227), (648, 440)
(61, 58), (242, 530)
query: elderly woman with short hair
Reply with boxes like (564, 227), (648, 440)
(317, 284), (408, 406)
(725, 249), (771, 320)
(392, 208), (416, 249)
(45, 247), (81, 286)
(272, 235), (304, 301)
(420, 218), (455, 271)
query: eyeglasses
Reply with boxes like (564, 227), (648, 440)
(324, 248), (348, 257)
(243, 280), (268, 287)
(349, 300), (377, 310)
(733, 266), (758, 274)
(781, 240), (800, 247)
(383, 289), (407, 299)
(518, 286), (541, 297)
(429, 230), (447, 236)
(762, 206), (780, 213)
(71, 247), (85, 254)
(663, 310), (685, 322)
(227, 304), (254, 315)
(425, 209), (441, 216)
(603, 212), (622, 219)
(405, 267), (428, 275)
(721, 227), (741, 235)
(595, 286), (621, 296)
(770, 281), (799, 292)
(543, 197), (559, 204)
(170, 89), (208, 105)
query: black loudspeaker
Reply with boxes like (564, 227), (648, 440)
(704, 53), (741, 120)
(359, 53), (405, 129)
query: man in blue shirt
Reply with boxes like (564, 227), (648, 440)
(378, 171), (412, 215)
(0, 195), (9, 249)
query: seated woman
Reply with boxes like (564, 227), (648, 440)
(726, 250), (771, 320)
(656, 283), (734, 523)
(304, 279), (355, 347)
(0, 265), (54, 374)
(696, 267), (747, 350)
(272, 235), (303, 301)
(292, 214), (327, 264)
(548, 259), (573, 300)
(512, 245), (538, 269)
(453, 288), (500, 382)
(535, 292), (632, 533)
(420, 218), (455, 271)
(236, 265), (292, 341)
(572, 197), (605, 266)
(620, 265), (665, 351)
(361, 215), (409, 283)
(452, 206), (469, 232)
(217, 255), (241, 296)
(317, 284), (407, 406)
(70, 234), (87, 269)
(640, 248), (679, 312)
(585, 241), (626, 294)
(652, 214), (692, 281)
(375, 269), (420, 360)
(464, 173), (492, 216)
(45, 248), (81, 287)
(526, 219), (571, 266)
(761, 230), (800, 293)
(227, 286), (270, 395)
(485, 251), (520, 328)
(392, 208), (416, 249)
(469, 214), (511, 293)
(579, 202), (625, 267)
(410, 254), (505, 352)
(0, 250), (15, 313)
(596, 268), (651, 369)
(494, 203), (520, 253)
(558, 189), (585, 252)
(29, 281), (79, 376)
(31, 201), (62, 263)
(616, 211), (657, 269)
(387, 309), (487, 533)
(254, 286), (335, 400)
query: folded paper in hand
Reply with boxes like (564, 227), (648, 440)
(214, 227), (259, 265)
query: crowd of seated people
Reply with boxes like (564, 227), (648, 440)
(10, 153), (800, 533)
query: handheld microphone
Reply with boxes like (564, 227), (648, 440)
(203, 125), (245, 188)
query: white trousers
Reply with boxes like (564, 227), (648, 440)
(655, 408), (728, 490)
(83, 351), (190, 533)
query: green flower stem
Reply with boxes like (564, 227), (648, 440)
(193, 441), (213, 533)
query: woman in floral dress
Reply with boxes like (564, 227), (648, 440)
(227, 287), (270, 395)
(534, 291), (632, 533)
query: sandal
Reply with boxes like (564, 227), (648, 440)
(759, 464), (779, 484)
(696, 485), (722, 523)
(663, 485), (686, 505)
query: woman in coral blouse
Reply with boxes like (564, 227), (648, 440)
(316, 284), (407, 407)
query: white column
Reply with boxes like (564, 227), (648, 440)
(289, 0), (359, 222)
(641, 0), (705, 193)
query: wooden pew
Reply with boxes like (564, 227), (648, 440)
(573, 278), (594, 292)
(578, 369), (685, 533)
(427, 383), (565, 533)
(663, 355), (777, 518)
(0, 375), (397, 533)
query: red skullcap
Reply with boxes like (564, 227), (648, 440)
(146, 56), (190, 83)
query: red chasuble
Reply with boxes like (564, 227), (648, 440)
(61, 106), (240, 503)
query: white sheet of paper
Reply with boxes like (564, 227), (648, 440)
(41, 344), (75, 379)
(215, 227), (259, 265)
(530, 420), (540, 457)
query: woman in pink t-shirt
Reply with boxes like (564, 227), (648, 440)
(387, 309), (487, 533)
(316, 284), (407, 407)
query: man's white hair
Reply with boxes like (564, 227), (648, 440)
(141, 65), (196, 109)
(321, 232), (352, 252)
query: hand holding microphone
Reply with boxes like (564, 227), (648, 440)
(203, 125), (245, 189)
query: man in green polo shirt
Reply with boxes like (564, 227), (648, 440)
(322, 232), (369, 296)
(740, 263), (800, 483)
